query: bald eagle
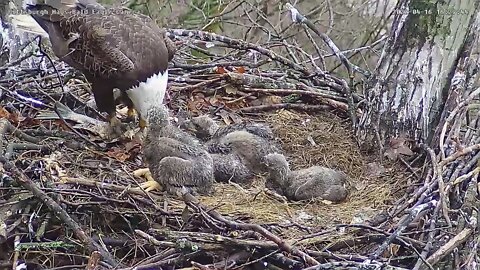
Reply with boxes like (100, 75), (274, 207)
(26, 0), (176, 135)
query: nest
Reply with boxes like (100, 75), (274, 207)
(1, 7), (478, 270)
(0, 49), (404, 269)
(201, 110), (399, 229)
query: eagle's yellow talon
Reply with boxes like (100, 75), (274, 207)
(126, 107), (137, 121)
(134, 168), (152, 180)
(139, 180), (162, 192)
(133, 168), (162, 192)
(139, 118), (148, 130)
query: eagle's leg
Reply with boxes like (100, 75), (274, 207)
(133, 168), (163, 192)
(91, 81), (125, 137)
(130, 116), (148, 141)
(127, 107), (137, 121)
(120, 93), (137, 123)
(139, 117), (148, 130)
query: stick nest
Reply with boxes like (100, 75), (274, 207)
(0, 18), (477, 270)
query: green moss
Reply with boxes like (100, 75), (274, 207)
(404, 0), (451, 47)
(125, 0), (149, 14)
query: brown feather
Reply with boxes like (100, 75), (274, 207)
(52, 10), (169, 81)
(27, 1), (177, 120)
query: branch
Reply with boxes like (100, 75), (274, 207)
(167, 29), (313, 77)
(181, 191), (319, 266)
(1, 160), (120, 267)
(284, 3), (370, 77)
(371, 200), (438, 260)
(426, 223), (475, 266)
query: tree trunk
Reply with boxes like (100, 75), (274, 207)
(356, 0), (480, 154)
(0, 0), (49, 68)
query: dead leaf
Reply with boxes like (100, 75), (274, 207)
(384, 134), (414, 160)
(218, 110), (233, 125)
(18, 116), (39, 127)
(186, 96), (210, 113)
(0, 107), (10, 119)
(54, 119), (70, 131)
(186, 100), (199, 113)
(234, 66), (246, 74)
(215, 66), (227, 74)
(0, 108), (23, 125)
(382, 244), (401, 258)
(194, 92), (205, 99)
(10, 113), (23, 124)
(106, 148), (129, 162)
(249, 95), (282, 107)
(125, 140), (141, 152)
(224, 85), (237, 95)
(224, 99), (247, 110)
(209, 97), (219, 107)
(207, 96), (227, 107)
(263, 95), (282, 105)
(388, 133), (411, 149)
(86, 251), (101, 270)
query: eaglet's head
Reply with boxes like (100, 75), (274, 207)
(182, 115), (218, 139)
(146, 105), (171, 127)
(264, 153), (290, 171)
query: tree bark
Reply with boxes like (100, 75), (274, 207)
(356, 0), (480, 152)
(0, 0), (9, 24)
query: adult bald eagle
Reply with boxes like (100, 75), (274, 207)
(26, 0), (176, 135)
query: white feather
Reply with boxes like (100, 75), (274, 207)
(126, 69), (169, 119)
(15, 262), (27, 270)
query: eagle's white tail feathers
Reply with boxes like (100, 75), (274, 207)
(126, 69), (169, 120)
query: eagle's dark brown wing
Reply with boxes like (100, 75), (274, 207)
(130, 11), (176, 61)
(28, 5), (169, 84)
(28, 2), (175, 131)
(60, 13), (137, 77)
